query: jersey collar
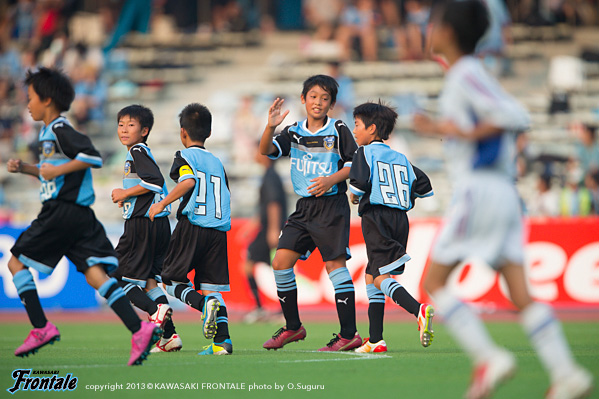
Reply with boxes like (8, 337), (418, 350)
(302, 116), (331, 135)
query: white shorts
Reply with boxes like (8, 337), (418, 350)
(431, 174), (525, 269)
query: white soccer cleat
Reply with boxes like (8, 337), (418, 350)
(355, 338), (388, 353)
(148, 304), (173, 331)
(150, 334), (183, 353)
(546, 366), (593, 399)
(466, 349), (516, 399)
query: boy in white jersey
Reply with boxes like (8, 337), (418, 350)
(413, 2), (593, 398)
(111, 104), (182, 353)
(260, 75), (361, 351)
(149, 103), (232, 355)
(349, 101), (435, 353)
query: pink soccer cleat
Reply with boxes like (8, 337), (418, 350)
(318, 332), (362, 351)
(148, 304), (173, 332)
(15, 322), (60, 357)
(263, 326), (307, 350)
(128, 321), (161, 366)
(418, 303), (435, 347)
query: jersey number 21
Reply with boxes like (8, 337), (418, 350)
(194, 170), (222, 219)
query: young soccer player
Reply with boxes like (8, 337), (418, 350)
(260, 75), (361, 351)
(148, 103), (232, 355)
(6, 67), (160, 366)
(412, 2), (593, 398)
(349, 101), (435, 353)
(111, 104), (182, 353)
(242, 149), (287, 323)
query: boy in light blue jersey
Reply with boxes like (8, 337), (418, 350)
(111, 104), (182, 353)
(349, 101), (435, 353)
(149, 103), (232, 355)
(260, 75), (361, 351)
(6, 67), (159, 366)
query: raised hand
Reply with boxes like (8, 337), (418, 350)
(267, 98), (290, 129)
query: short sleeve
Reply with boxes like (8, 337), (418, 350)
(411, 165), (434, 200)
(349, 146), (370, 196)
(458, 66), (530, 132)
(270, 125), (293, 159)
(169, 151), (194, 183)
(53, 124), (103, 167)
(336, 120), (358, 167)
(130, 145), (164, 193)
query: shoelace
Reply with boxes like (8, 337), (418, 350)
(271, 327), (286, 339)
(27, 330), (44, 342)
(325, 333), (341, 347)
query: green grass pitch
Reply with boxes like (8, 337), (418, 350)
(2, 320), (597, 398)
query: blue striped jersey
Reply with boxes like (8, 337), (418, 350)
(121, 143), (170, 219)
(349, 141), (433, 215)
(38, 116), (102, 206)
(169, 146), (230, 232)
(439, 56), (530, 182)
(269, 117), (357, 197)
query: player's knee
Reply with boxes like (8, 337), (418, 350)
(7, 256), (25, 275)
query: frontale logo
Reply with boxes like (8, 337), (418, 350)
(323, 136), (335, 150)
(7, 369), (78, 394)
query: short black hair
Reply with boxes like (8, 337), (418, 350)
(179, 103), (211, 142)
(25, 67), (75, 112)
(117, 104), (154, 143)
(438, 0), (489, 55)
(353, 101), (398, 140)
(302, 75), (338, 104)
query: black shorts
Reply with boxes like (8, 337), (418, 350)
(248, 229), (272, 265)
(161, 217), (230, 292)
(11, 200), (118, 275)
(113, 216), (171, 286)
(278, 193), (350, 262)
(362, 206), (411, 279)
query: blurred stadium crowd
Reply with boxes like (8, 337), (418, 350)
(1, 0), (599, 225)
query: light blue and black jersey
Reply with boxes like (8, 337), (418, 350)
(169, 145), (231, 232)
(349, 141), (433, 215)
(268, 117), (357, 197)
(38, 116), (102, 206)
(121, 143), (170, 219)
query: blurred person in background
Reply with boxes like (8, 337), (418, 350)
(571, 122), (599, 175)
(530, 174), (560, 217)
(303, 0), (342, 41)
(242, 148), (287, 323)
(396, 0), (432, 60)
(337, 0), (379, 61)
(584, 169), (599, 215)
(327, 61), (355, 128)
(559, 161), (592, 216)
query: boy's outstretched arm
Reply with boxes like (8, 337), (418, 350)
(39, 159), (91, 180)
(260, 98), (289, 156)
(148, 179), (194, 221)
(7, 159), (39, 177)
(412, 114), (503, 141)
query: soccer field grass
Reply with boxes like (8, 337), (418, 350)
(2, 320), (598, 398)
